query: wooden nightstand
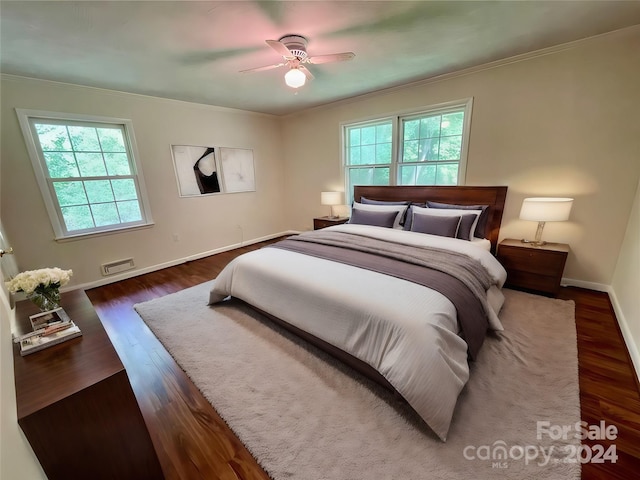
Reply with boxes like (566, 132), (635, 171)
(497, 238), (570, 296)
(313, 216), (349, 230)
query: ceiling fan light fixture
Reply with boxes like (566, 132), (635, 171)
(284, 68), (306, 88)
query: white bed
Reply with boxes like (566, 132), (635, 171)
(209, 222), (507, 441)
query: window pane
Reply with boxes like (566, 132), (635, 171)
(117, 200), (142, 222)
(112, 179), (137, 201)
(403, 119), (419, 141)
(417, 164), (437, 184)
(348, 146), (362, 165)
(68, 126), (101, 151)
(399, 165), (417, 185)
(372, 167), (389, 185)
(361, 145), (376, 164)
(420, 138), (439, 161)
(376, 123), (392, 143)
(348, 128), (361, 147)
(97, 128), (126, 152)
(84, 180), (114, 203)
(34, 124), (72, 151)
(349, 168), (373, 186)
(53, 181), (88, 206)
(420, 116), (441, 138)
(435, 164), (458, 185)
(403, 140), (419, 162)
(44, 152), (79, 178)
(104, 153), (131, 175)
(91, 203), (120, 227)
(61, 205), (94, 230)
(77, 153), (107, 176)
(375, 143), (391, 164)
(439, 135), (462, 160)
(360, 126), (376, 145)
(441, 112), (464, 136)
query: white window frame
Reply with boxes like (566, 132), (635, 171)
(16, 109), (154, 240)
(341, 98), (473, 203)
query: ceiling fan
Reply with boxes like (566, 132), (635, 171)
(240, 35), (355, 88)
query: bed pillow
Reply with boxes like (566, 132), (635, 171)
(360, 197), (411, 225)
(351, 202), (408, 229)
(426, 201), (490, 239)
(410, 206), (481, 240)
(402, 203), (427, 232)
(410, 212), (461, 238)
(348, 208), (398, 228)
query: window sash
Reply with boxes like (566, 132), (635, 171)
(16, 109), (153, 239)
(343, 100), (472, 202)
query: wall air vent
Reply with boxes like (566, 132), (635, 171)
(101, 258), (135, 276)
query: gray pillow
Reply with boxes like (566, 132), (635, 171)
(456, 214), (479, 241)
(402, 203), (427, 231)
(410, 213), (461, 238)
(349, 208), (398, 228)
(360, 197), (411, 225)
(426, 201), (490, 238)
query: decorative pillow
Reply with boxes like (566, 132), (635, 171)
(360, 197), (411, 225)
(351, 202), (408, 229)
(410, 205), (481, 240)
(410, 212), (461, 238)
(426, 201), (490, 239)
(348, 208), (398, 228)
(402, 203), (427, 232)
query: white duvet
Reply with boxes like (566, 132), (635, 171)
(209, 224), (507, 440)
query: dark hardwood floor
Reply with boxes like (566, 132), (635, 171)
(85, 239), (640, 479)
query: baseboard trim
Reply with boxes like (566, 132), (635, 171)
(561, 277), (609, 292)
(608, 287), (640, 387)
(67, 230), (297, 292)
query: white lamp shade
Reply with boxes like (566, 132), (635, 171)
(284, 68), (306, 88)
(321, 191), (342, 206)
(519, 197), (573, 222)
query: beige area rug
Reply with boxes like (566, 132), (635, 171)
(135, 282), (581, 479)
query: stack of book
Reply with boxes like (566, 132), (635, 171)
(14, 307), (82, 356)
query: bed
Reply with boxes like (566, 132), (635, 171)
(209, 185), (508, 441)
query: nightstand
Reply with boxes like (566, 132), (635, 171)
(497, 238), (570, 296)
(313, 216), (349, 230)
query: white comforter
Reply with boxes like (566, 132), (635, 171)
(209, 224), (507, 440)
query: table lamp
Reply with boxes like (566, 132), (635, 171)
(321, 192), (342, 219)
(519, 197), (573, 246)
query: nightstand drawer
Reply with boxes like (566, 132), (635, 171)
(498, 245), (566, 275)
(504, 270), (560, 294)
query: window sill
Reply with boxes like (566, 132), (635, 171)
(54, 222), (155, 243)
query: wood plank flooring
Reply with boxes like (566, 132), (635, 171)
(85, 239), (640, 479)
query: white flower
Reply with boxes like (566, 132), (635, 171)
(5, 268), (73, 294)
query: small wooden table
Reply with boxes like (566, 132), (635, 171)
(313, 216), (349, 230)
(13, 290), (163, 479)
(497, 238), (570, 296)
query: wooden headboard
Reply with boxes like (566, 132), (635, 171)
(353, 185), (508, 254)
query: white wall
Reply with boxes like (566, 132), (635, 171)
(1, 76), (286, 288)
(611, 178), (640, 382)
(281, 27), (640, 288)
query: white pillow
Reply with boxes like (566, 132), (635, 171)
(411, 205), (481, 239)
(351, 202), (408, 229)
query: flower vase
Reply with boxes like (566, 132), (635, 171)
(27, 287), (61, 312)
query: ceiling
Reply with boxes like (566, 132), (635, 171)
(2, 1), (640, 116)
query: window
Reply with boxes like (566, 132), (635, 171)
(343, 99), (472, 202)
(17, 109), (153, 239)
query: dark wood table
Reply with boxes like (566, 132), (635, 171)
(13, 289), (163, 479)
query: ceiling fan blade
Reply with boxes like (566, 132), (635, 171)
(307, 52), (355, 64)
(240, 63), (285, 73)
(299, 65), (314, 81)
(266, 39), (293, 58)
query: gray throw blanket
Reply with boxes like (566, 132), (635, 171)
(270, 230), (494, 359)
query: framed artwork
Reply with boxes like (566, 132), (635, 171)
(171, 145), (255, 197)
